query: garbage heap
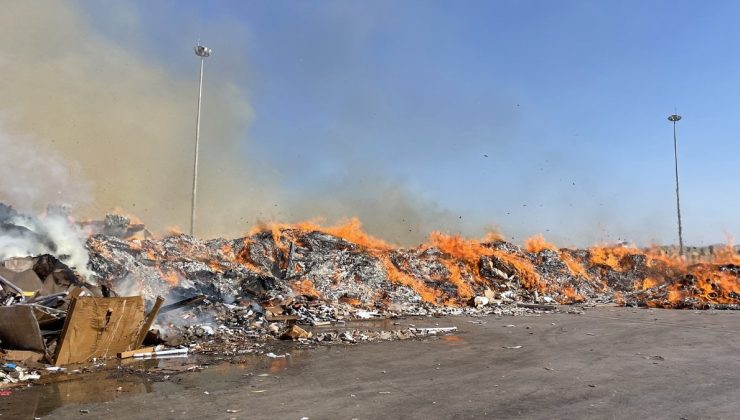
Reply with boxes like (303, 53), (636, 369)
(1, 207), (740, 378)
(0, 206), (165, 383)
(88, 219), (740, 313)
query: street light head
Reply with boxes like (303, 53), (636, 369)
(668, 114), (682, 122)
(194, 45), (211, 58)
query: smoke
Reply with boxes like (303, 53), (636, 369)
(0, 1), (465, 246)
(0, 1), (278, 237)
(0, 128), (91, 212)
(0, 126), (92, 276)
(286, 173), (462, 246)
(0, 205), (92, 278)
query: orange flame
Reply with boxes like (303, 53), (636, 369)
(524, 234), (557, 253)
(292, 279), (320, 298)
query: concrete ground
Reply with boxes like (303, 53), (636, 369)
(3, 306), (740, 419)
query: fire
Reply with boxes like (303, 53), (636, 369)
(442, 262), (474, 300)
(380, 255), (440, 303)
(250, 219), (440, 302)
(220, 243), (234, 257)
(524, 234), (557, 253)
(708, 242), (740, 265)
(159, 270), (180, 286)
(86, 209), (740, 310)
(426, 231), (544, 291)
(560, 251), (590, 279)
(588, 246), (639, 271)
(321, 218), (392, 250)
(339, 296), (363, 306)
(686, 264), (740, 304)
(292, 279), (320, 298)
(640, 277), (659, 290)
(166, 225), (184, 236)
(526, 234), (591, 280)
(560, 286), (585, 303)
(235, 239), (266, 274)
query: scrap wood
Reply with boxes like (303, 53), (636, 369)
(3, 350), (44, 363)
(135, 296), (164, 348)
(117, 346), (155, 359)
(266, 314), (298, 322)
(53, 296), (146, 366)
(516, 302), (558, 311)
(132, 347), (188, 358)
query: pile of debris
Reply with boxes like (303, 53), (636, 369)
(0, 252), (168, 360)
(86, 219), (740, 312)
(2, 203), (740, 382)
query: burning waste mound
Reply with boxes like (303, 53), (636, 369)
(86, 218), (740, 311)
(2, 204), (740, 378)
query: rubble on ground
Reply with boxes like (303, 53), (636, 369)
(1, 204), (740, 385)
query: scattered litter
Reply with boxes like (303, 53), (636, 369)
(409, 327), (457, 336)
(354, 310), (380, 319)
(503, 345), (522, 349)
(132, 347), (189, 358)
(473, 296), (489, 308)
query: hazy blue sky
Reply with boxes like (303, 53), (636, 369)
(79, 1), (740, 246)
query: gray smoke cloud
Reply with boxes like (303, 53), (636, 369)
(0, 1), (464, 246)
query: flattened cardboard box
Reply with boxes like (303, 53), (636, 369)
(0, 305), (46, 352)
(53, 296), (146, 365)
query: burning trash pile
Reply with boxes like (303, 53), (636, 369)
(0, 205), (176, 387)
(87, 218), (740, 313)
(1, 202), (740, 382)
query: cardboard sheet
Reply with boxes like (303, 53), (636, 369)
(53, 296), (146, 365)
(0, 305), (46, 352)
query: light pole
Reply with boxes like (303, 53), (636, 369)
(191, 44), (211, 237)
(667, 113), (684, 255)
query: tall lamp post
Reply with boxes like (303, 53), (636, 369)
(191, 44), (211, 237)
(667, 113), (684, 255)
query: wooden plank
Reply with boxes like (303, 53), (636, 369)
(136, 296), (164, 348)
(265, 314), (298, 322)
(117, 346), (155, 359)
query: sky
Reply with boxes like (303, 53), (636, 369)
(2, 1), (739, 247)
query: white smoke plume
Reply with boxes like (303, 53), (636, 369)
(0, 125), (93, 277)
